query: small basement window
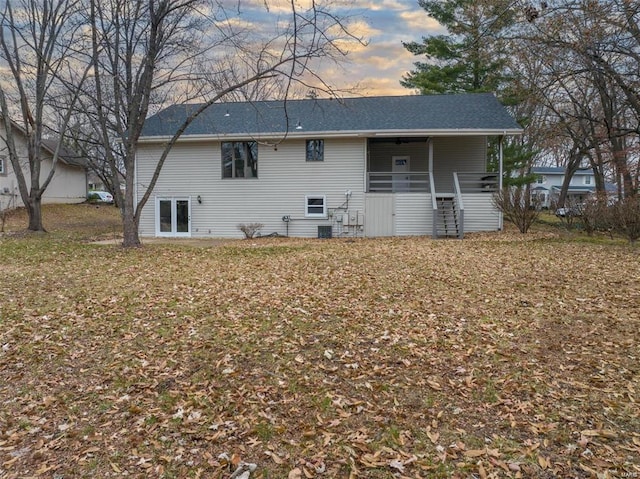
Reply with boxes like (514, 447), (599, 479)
(306, 139), (324, 161)
(305, 195), (327, 217)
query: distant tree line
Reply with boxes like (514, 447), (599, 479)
(403, 0), (640, 204)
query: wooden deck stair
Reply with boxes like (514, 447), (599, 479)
(436, 196), (461, 238)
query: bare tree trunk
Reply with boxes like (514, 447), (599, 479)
(557, 147), (582, 207)
(588, 145), (607, 195)
(27, 195), (44, 231)
(122, 150), (140, 247)
(0, 0), (87, 232)
(122, 211), (140, 247)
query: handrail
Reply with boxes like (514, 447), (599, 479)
(453, 172), (465, 239)
(429, 174), (438, 238)
(429, 174), (438, 209)
(456, 171), (499, 193)
(453, 172), (465, 211)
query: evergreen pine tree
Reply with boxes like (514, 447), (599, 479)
(403, 0), (535, 186)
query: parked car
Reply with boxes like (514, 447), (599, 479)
(555, 203), (584, 217)
(88, 191), (114, 203)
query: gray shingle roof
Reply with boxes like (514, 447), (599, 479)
(141, 93), (521, 138)
(42, 139), (87, 168)
(533, 167), (593, 175)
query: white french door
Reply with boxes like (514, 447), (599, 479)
(155, 197), (191, 237)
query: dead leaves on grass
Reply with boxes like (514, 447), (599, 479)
(0, 236), (639, 478)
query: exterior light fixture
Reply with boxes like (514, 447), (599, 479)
(295, 121), (303, 130)
(197, 195), (202, 204)
(224, 110), (230, 117)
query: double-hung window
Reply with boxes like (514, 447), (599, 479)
(305, 195), (327, 218)
(306, 140), (324, 162)
(0, 156), (5, 175)
(222, 141), (258, 178)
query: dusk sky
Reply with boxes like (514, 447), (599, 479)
(225, 1), (445, 97)
(324, 0), (444, 96)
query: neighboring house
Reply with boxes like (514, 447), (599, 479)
(530, 167), (617, 208)
(136, 93), (522, 239)
(0, 119), (87, 210)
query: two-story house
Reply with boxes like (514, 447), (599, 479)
(1, 119), (88, 210)
(531, 167), (616, 208)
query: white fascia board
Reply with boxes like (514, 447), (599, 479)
(137, 128), (523, 144)
(137, 131), (359, 143)
(369, 128), (523, 137)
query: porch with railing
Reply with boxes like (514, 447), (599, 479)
(364, 171), (501, 239)
(455, 172), (499, 193)
(366, 171), (499, 194)
(367, 171), (431, 193)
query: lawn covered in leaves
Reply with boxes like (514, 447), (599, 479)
(1, 206), (639, 478)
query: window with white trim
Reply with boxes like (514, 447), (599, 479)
(222, 141), (258, 178)
(536, 175), (546, 184)
(306, 139), (324, 161)
(0, 156), (5, 175)
(584, 175), (592, 185)
(305, 195), (327, 217)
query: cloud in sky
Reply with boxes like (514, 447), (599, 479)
(216, 0), (443, 96)
(346, 1), (445, 95)
(319, 0), (446, 95)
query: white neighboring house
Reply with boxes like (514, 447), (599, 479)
(136, 93), (522, 239)
(0, 118), (87, 210)
(530, 167), (617, 208)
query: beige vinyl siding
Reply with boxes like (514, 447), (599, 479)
(368, 141), (429, 172)
(364, 193), (433, 237)
(0, 120), (86, 207)
(462, 193), (500, 232)
(432, 137), (486, 193)
(41, 161), (87, 204)
(137, 138), (367, 238)
(0, 151), (86, 207)
(137, 142), (214, 236)
(394, 193), (432, 236)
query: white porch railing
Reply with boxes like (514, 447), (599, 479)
(456, 172), (499, 194)
(367, 171), (431, 193)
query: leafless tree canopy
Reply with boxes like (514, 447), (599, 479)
(78, 0), (365, 247)
(0, 0), (89, 230)
(509, 0), (640, 200)
(0, 0), (365, 242)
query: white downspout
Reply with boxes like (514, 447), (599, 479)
(363, 138), (368, 193)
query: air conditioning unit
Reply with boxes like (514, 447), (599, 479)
(317, 225), (332, 239)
